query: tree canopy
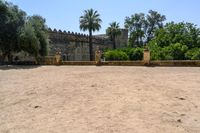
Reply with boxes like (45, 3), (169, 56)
(151, 22), (200, 48)
(0, 1), (49, 62)
(0, 1), (26, 62)
(27, 15), (49, 56)
(147, 22), (200, 60)
(124, 10), (166, 47)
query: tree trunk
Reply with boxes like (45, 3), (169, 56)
(2, 52), (9, 64)
(0, 53), (6, 65)
(7, 52), (13, 64)
(137, 34), (139, 47)
(2, 53), (6, 63)
(113, 35), (116, 49)
(89, 30), (93, 61)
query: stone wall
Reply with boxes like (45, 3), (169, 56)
(48, 28), (128, 61)
(115, 29), (128, 48)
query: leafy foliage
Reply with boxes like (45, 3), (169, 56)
(104, 50), (129, 61)
(104, 48), (143, 61)
(185, 48), (200, 60)
(0, 1), (26, 62)
(125, 13), (146, 47)
(124, 10), (166, 47)
(148, 22), (200, 60)
(151, 22), (200, 48)
(146, 10), (166, 42)
(27, 15), (49, 56)
(0, 1), (49, 62)
(169, 43), (188, 60)
(148, 42), (189, 60)
(128, 48), (143, 60)
(19, 22), (40, 57)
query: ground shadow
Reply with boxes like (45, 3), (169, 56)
(0, 65), (41, 70)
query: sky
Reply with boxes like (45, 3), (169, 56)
(6, 0), (200, 35)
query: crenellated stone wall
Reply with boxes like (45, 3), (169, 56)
(48, 28), (128, 61)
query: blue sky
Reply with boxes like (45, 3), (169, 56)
(7, 0), (200, 35)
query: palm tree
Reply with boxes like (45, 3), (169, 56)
(79, 9), (102, 61)
(106, 22), (121, 49)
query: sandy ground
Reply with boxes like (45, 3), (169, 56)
(0, 66), (200, 133)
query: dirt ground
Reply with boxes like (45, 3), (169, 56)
(0, 66), (200, 133)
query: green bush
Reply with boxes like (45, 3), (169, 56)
(185, 48), (200, 60)
(104, 48), (143, 61)
(118, 47), (144, 60)
(148, 42), (166, 60)
(148, 42), (188, 60)
(169, 43), (188, 60)
(160, 46), (173, 60)
(104, 42), (200, 61)
(128, 48), (143, 60)
(104, 50), (129, 61)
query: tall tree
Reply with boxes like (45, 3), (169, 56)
(0, 1), (26, 62)
(106, 22), (121, 49)
(80, 9), (102, 61)
(124, 10), (166, 47)
(19, 22), (40, 58)
(0, 0), (7, 55)
(124, 13), (145, 47)
(146, 10), (166, 42)
(18, 15), (49, 59)
(27, 15), (49, 56)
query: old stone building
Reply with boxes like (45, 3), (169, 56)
(48, 28), (128, 61)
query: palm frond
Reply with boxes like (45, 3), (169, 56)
(79, 8), (102, 32)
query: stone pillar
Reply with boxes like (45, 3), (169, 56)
(95, 46), (101, 66)
(55, 52), (61, 65)
(143, 49), (150, 65)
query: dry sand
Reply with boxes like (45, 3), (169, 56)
(0, 66), (200, 133)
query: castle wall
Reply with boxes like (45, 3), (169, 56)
(115, 29), (128, 48)
(48, 28), (128, 61)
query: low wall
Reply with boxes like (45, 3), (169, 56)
(101, 61), (144, 66)
(62, 61), (96, 65)
(37, 56), (58, 65)
(60, 60), (200, 66)
(150, 60), (200, 66)
(1, 59), (200, 66)
(61, 61), (144, 66)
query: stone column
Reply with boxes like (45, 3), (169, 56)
(55, 52), (61, 65)
(143, 49), (150, 65)
(95, 46), (101, 66)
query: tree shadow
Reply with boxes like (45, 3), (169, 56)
(0, 65), (41, 70)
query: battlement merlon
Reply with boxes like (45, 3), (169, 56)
(48, 28), (128, 47)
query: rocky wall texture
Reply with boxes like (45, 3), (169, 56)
(48, 28), (128, 61)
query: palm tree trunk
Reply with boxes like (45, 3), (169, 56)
(89, 29), (93, 61)
(1, 53), (7, 65)
(113, 35), (116, 49)
(8, 52), (13, 64)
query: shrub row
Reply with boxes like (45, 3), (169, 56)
(104, 48), (143, 61)
(148, 43), (200, 60)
